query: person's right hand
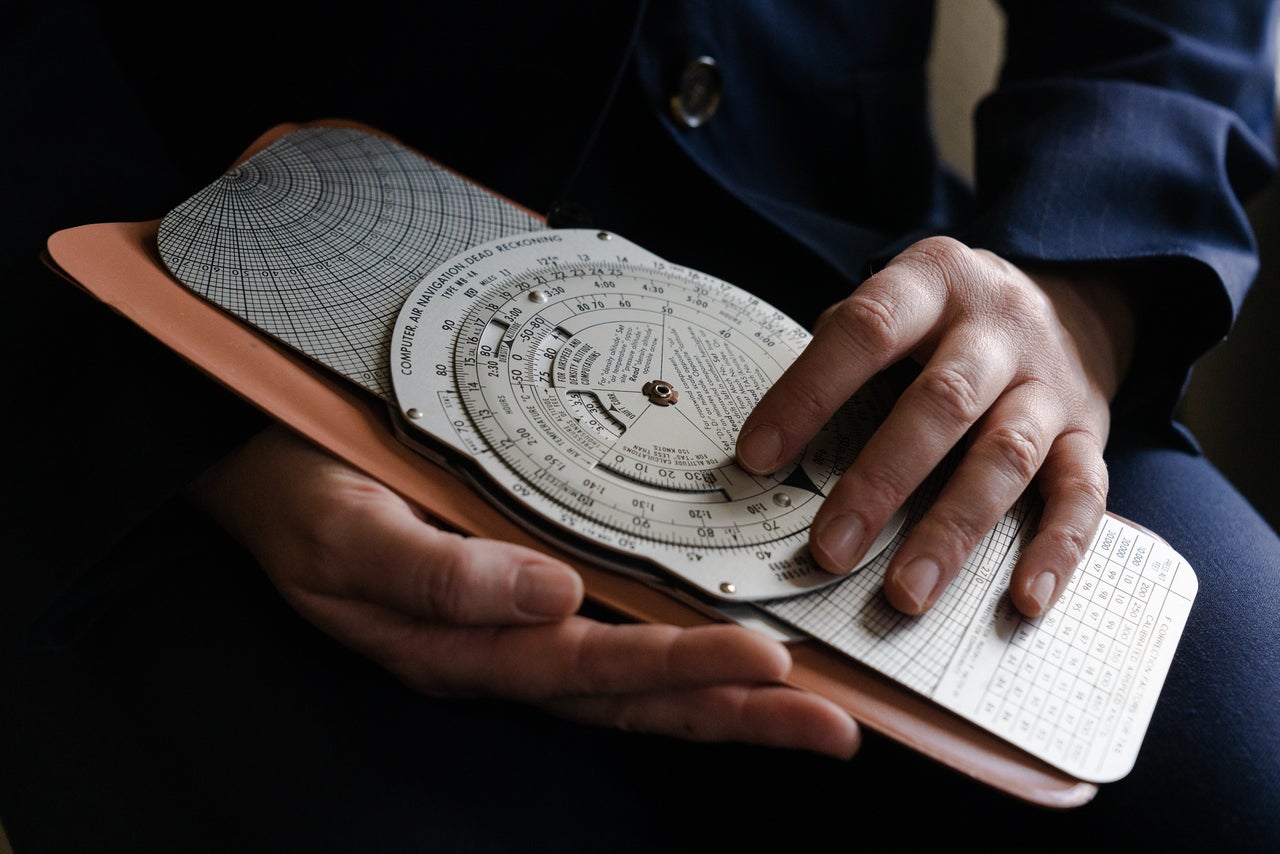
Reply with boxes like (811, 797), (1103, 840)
(186, 424), (861, 759)
(736, 238), (1134, 620)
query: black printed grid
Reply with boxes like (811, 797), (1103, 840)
(763, 462), (1033, 697)
(157, 127), (539, 399)
(973, 517), (1180, 776)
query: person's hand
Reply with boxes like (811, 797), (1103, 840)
(187, 424), (860, 758)
(736, 237), (1135, 619)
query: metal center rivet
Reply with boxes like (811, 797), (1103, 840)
(642, 380), (679, 406)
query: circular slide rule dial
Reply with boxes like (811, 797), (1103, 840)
(393, 228), (904, 601)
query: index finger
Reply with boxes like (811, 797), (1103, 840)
(736, 265), (939, 475)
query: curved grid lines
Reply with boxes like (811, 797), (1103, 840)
(158, 126), (539, 398)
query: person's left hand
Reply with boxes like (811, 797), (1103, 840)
(736, 237), (1135, 619)
(187, 424), (862, 758)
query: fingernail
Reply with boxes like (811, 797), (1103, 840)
(1029, 571), (1058, 614)
(738, 423), (783, 473)
(515, 564), (582, 618)
(814, 514), (865, 572)
(897, 557), (940, 612)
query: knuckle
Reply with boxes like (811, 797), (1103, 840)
(1041, 432), (1111, 509)
(902, 236), (979, 287)
(970, 246), (1015, 273)
(1059, 463), (1110, 513)
(855, 463), (918, 508)
(920, 503), (989, 557)
(980, 421), (1047, 485)
(1004, 280), (1044, 316)
(915, 364), (986, 425)
(829, 291), (901, 356)
(913, 241), (1045, 330)
(1035, 523), (1095, 567)
(907, 235), (971, 270)
(996, 287), (1051, 340)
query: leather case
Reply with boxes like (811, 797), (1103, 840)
(44, 119), (1100, 808)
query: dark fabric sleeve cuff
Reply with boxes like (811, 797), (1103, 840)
(959, 79), (1276, 425)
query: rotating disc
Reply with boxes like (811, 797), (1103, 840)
(392, 228), (905, 600)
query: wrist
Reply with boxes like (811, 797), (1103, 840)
(1024, 263), (1138, 403)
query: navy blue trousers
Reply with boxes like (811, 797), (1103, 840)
(2, 419), (1276, 852)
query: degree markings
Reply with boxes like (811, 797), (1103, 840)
(452, 264), (832, 546)
(392, 228), (903, 598)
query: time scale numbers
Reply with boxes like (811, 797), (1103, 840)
(393, 228), (904, 601)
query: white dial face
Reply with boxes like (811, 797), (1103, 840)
(393, 228), (903, 601)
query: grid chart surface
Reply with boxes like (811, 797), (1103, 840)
(761, 462), (1015, 695)
(157, 127), (539, 399)
(763, 489), (1196, 783)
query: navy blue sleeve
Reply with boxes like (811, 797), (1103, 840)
(963, 1), (1278, 424)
